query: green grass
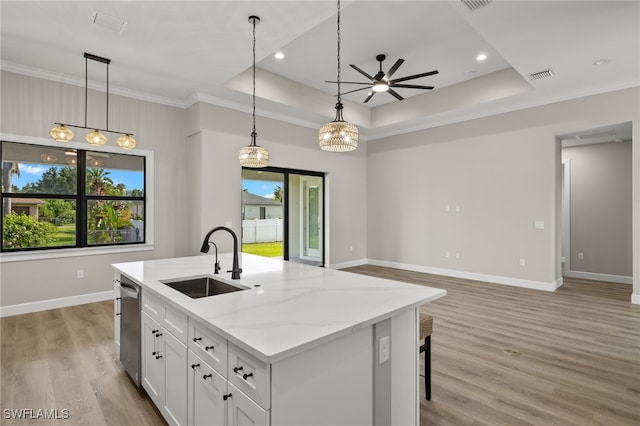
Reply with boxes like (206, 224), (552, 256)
(242, 242), (283, 258)
(50, 223), (76, 246)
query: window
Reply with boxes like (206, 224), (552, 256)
(1, 140), (145, 252)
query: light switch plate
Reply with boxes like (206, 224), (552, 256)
(379, 336), (390, 364)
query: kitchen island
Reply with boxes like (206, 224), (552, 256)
(113, 253), (445, 426)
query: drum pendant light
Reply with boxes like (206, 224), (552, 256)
(239, 15), (269, 168)
(319, 0), (359, 152)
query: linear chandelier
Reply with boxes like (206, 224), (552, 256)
(319, 0), (359, 152)
(49, 52), (136, 150)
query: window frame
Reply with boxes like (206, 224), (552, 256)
(0, 133), (154, 262)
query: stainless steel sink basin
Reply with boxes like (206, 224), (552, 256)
(160, 276), (248, 298)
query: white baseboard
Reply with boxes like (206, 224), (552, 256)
(0, 290), (116, 318)
(632, 294), (640, 305)
(365, 259), (563, 292)
(328, 258), (368, 270)
(565, 270), (633, 285)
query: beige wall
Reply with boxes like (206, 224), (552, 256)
(187, 102), (368, 266)
(367, 88), (639, 300)
(562, 141), (632, 278)
(1, 71), (189, 307)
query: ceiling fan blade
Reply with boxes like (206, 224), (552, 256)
(342, 86), (371, 96)
(363, 91), (376, 103)
(350, 64), (374, 81)
(384, 59), (405, 80)
(390, 70), (439, 84)
(391, 84), (434, 90)
(325, 81), (372, 85)
(387, 88), (404, 101)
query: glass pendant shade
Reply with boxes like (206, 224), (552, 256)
(49, 124), (74, 142)
(319, 120), (359, 152)
(65, 156), (77, 166)
(239, 140), (269, 168)
(40, 152), (57, 163)
(85, 130), (108, 146)
(117, 134), (137, 150)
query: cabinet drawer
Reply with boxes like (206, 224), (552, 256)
(142, 291), (188, 345)
(188, 319), (228, 378)
(228, 343), (270, 410)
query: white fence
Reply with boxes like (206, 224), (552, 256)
(242, 219), (284, 243)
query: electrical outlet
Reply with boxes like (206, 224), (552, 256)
(379, 336), (390, 364)
(455, 252), (461, 259)
(578, 253), (584, 260)
(76, 269), (84, 279)
(519, 259), (526, 266)
(445, 251), (450, 258)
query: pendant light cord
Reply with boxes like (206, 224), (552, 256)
(336, 0), (342, 104)
(251, 16), (257, 145)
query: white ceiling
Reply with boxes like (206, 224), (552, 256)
(1, 1), (638, 140)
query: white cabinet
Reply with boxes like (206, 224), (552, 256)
(141, 307), (188, 426)
(141, 311), (164, 403)
(227, 382), (269, 426)
(188, 350), (226, 426)
(187, 350), (268, 426)
(113, 275), (121, 350)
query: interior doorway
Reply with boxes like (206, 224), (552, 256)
(242, 167), (325, 267)
(559, 122), (633, 284)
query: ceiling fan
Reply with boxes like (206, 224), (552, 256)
(327, 54), (438, 103)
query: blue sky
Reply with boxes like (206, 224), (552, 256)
(11, 163), (144, 191)
(243, 180), (280, 199)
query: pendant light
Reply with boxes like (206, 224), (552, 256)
(49, 53), (137, 150)
(319, 0), (359, 152)
(239, 16), (269, 168)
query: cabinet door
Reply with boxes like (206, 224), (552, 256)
(114, 277), (121, 349)
(163, 331), (188, 426)
(141, 311), (164, 406)
(188, 351), (226, 426)
(227, 383), (269, 426)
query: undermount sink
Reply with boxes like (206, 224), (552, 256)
(160, 276), (248, 298)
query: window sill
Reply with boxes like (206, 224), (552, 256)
(0, 244), (154, 263)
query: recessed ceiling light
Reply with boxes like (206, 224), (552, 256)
(476, 53), (487, 61)
(274, 51), (285, 60)
(593, 58), (610, 66)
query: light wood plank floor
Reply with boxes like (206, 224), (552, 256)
(344, 265), (640, 426)
(1, 268), (638, 425)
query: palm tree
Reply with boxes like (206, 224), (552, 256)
(87, 168), (113, 195)
(2, 162), (20, 215)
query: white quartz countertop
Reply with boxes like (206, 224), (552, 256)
(112, 253), (446, 363)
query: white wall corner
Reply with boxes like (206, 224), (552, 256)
(632, 293), (640, 305)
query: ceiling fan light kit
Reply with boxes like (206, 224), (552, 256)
(49, 52), (137, 150)
(319, 0), (359, 152)
(334, 53), (439, 103)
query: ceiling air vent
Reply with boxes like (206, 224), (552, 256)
(529, 69), (555, 81)
(91, 11), (128, 35)
(576, 129), (616, 140)
(461, 0), (493, 11)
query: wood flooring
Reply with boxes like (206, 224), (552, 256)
(344, 265), (640, 426)
(1, 267), (638, 425)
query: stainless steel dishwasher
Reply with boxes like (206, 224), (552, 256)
(119, 276), (141, 387)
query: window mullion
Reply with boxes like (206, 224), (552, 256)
(78, 150), (87, 247)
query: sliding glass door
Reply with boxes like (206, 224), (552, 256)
(242, 167), (324, 266)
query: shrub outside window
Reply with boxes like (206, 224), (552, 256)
(1, 141), (145, 251)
